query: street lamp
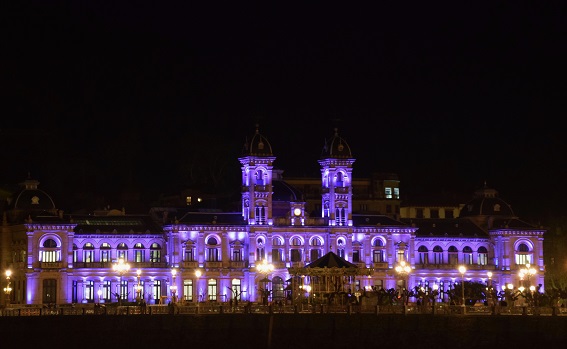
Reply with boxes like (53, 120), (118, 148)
(3, 270), (12, 306)
(519, 263), (536, 287)
(257, 259), (274, 305)
(195, 269), (202, 303)
(170, 269), (178, 304)
(394, 261), (411, 305)
(135, 269), (142, 303)
(112, 258), (130, 306)
(458, 265), (466, 314)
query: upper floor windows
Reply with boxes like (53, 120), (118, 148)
(150, 243), (161, 263)
(100, 243), (111, 263)
(206, 236), (220, 262)
(40, 238), (60, 263)
(117, 243), (128, 260)
(515, 242), (533, 265)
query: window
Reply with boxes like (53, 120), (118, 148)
(385, 187), (392, 199)
(372, 239), (385, 263)
(83, 243), (95, 263)
(183, 279), (193, 302)
(117, 243), (128, 261)
(336, 172), (344, 187)
(337, 238), (346, 259)
(430, 209), (439, 218)
(40, 238), (60, 263)
(515, 243), (532, 265)
(463, 246), (473, 265)
(232, 249), (241, 261)
(448, 246), (458, 265)
(184, 241), (195, 262)
(433, 246), (444, 264)
(352, 250), (360, 263)
(208, 279), (217, 301)
(100, 243), (111, 263)
(153, 280), (161, 303)
(418, 246), (429, 264)
(256, 170), (264, 185)
(255, 205), (267, 225)
(206, 237), (220, 262)
(102, 280), (111, 303)
(134, 243), (145, 263)
(309, 237), (322, 262)
(335, 207), (346, 226)
(256, 237), (265, 261)
(445, 210), (454, 219)
(272, 276), (284, 302)
(84, 280), (94, 303)
(230, 278), (241, 302)
(272, 237), (283, 262)
(393, 188), (400, 199)
(150, 243), (161, 263)
(478, 246), (488, 266)
(416, 208), (424, 218)
(290, 237), (303, 262)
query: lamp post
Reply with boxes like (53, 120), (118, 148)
(519, 263), (536, 287)
(394, 261), (411, 305)
(3, 270), (12, 307)
(97, 288), (102, 305)
(135, 269), (142, 303)
(487, 271), (493, 306)
(170, 269), (178, 304)
(458, 265), (466, 314)
(257, 259), (274, 305)
(195, 269), (202, 303)
(112, 258), (130, 306)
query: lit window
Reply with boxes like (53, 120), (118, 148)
(385, 187), (392, 199)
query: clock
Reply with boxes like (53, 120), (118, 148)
(293, 208), (302, 216)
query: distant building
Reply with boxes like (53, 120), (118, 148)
(0, 126), (544, 306)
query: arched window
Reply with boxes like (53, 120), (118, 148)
(372, 239), (385, 263)
(100, 242), (111, 263)
(515, 242), (532, 265)
(337, 238), (346, 259)
(256, 237), (265, 261)
(448, 246), (458, 265)
(272, 236), (284, 262)
(206, 236), (220, 262)
(309, 237), (323, 262)
(418, 246), (429, 264)
(477, 246), (488, 266)
(463, 246), (473, 265)
(290, 237), (303, 262)
(83, 242), (95, 263)
(117, 242), (128, 261)
(40, 238), (60, 263)
(184, 240), (196, 262)
(150, 243), (161, 263)
(433, 246), (444, 264)
(134, 243), (145, 263)
(272, 276), (285, 302)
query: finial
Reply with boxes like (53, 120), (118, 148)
(334, 127), (338, 136)
(255, 123), (260, 134)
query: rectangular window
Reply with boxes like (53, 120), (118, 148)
(385, 187), (392, 199)
(83, 251), (94, 263)
(445, 210), (454, 219)
(291, 249), (302, 262)
(134, 250), (144, 263)
(419, 252), (429, 264)
(208, 279), (217, 301)
(207, 248), (219, 262)
(184, 249), (194, 262)
(150, 250), (161, 263)
(103, 281), (111, 302)
(183, 279), (193, 302)
(416, 208), (424, 219)
(153, 280), (162, 303)
(478, 253), (488, 266)
(430, 209), (439, 219)
(101, 250), (111, 263)
(373, 250), (384, 263)
(272, 248), (282, 262)
(85, 281), (94, 302)
(233, 249), (241, 261)
(393, 188), (400, 199)
(386, 205), (392, 214)
(352, 250), (360, 263)
(337, 249), (345, 259)
(310, 249), (321, 262)
(434, 252), (443, 264)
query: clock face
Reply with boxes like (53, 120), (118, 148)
(293, 208), (302, 216)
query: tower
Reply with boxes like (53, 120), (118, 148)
(238, 125), (276, 225)
(318, 128), (355, 226)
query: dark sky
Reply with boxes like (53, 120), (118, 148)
(2, 1), (566, 223)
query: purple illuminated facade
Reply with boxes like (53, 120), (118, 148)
(0, 127), (545, 306)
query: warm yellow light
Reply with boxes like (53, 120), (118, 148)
(458, 265), (466, 275)
(195, 269), (202, 278)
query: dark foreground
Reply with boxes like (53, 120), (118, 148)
(2, 313), (567, 349)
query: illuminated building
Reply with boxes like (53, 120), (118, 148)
(0, 126), (544, 306)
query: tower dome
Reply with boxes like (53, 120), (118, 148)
(320, 128), (352, 159)
(459, 183), (515, 218)
(242, 124), (273, 156)
(5, 176), (58, 223)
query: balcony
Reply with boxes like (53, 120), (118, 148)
(230, 261), (247, 269)
(40, 262), (63, 269)
(272, 262), (286, 269)
(205, 261), (223, 269)
(181, 261), (199, 268)
(371, 262), (389, 269)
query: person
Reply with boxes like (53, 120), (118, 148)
(140, 299), (147, 314)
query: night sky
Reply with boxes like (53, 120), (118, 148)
(2, 2), (566, 223)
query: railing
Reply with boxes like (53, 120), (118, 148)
(2, 303), (566, 317)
